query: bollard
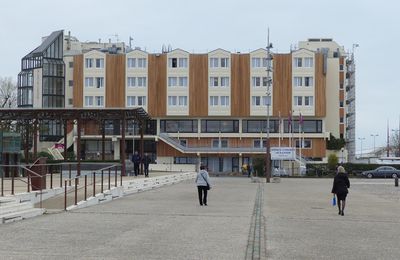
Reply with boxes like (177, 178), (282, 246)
(395, 176), (399, 187)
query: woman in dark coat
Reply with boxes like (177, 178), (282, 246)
(331, 166), (350, 216)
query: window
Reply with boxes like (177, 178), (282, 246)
(95, 96), (104, 107)
(252, 58), (261, 68)
(178, 96), (187, 106)
(295, 139), (312, 148)
(294, 57), (302, 68)
(262, 58), (270, 68)
(160, 120), (198, 133)
(212, 139), (219, 148)
(304, 96), (314, 106)
(253, 139), (266, 148)
(169, 58), (177, 68)
(294, 96), (303, 106)
(339, 64), (344, 71)
(127, 77), (136, 87)
(138, 58), (146, 68)
(137, 77), (146, 87)
(304, 57), (313, 67)
(95, 58), (104, 68)
(262, 77), (269, 87)
(201, 120), (239, 133)
(242, 120), (279, 133)
(69, 62), (74, 68)
(340, 117), (344, 123)
(262, 96), (271, 106)
(340, 83), (344, 89)
(220, 139), (228, 148)
(168, 77), (178, 87)
(252, 96), (261, 106)
(252, 77), (261, 87)
(294, 77), (302, 87)
(220, 96), (229, 106)
(68, 80), (73, 87)
(137, 96), (146, 106)
(178, 58), (188, 68)
(210, 96), (218, 106)
(221, 77), (229, 87)
(304, 77), (313, 87)
(340, 101), (344, 107)
(84, 96), (93, 107)
(96, 77), (104, 88)
(168, 96), (177, 106)
(127, 96), (135, 106)
(127, 58), (136, 68)
(179, 77), (188, 87)
(68, 98), (73, 105)
(179, 140), (187, 147)
(210, 58), (218, 68)
(85, 77), (94, 87)
(210, 77), (218, 87)
(220, 58), (228, 68)
(85, 58), (93, 68)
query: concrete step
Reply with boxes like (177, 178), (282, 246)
(0, 197), (20, 205)
(0, 202), (32, 216)
(1, 208), (45, 224)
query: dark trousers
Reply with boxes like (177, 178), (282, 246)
(197, 186), (208, 205)
(134, 164), (139, 176)
(144, 166), (149, 177)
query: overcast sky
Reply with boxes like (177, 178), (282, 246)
(1, 0), (399, 152)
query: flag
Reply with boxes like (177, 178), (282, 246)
(288, 111), (292, 127)
(55, 143), (65, 149)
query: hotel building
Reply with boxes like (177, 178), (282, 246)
(17, 31), (355, 173)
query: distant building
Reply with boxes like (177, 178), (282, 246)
(17, 31), (356, 173)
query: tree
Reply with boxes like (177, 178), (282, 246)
(390, 131), (400, 156)
(327, 154), (339, 170)
(0, 77), (17, 131)
(326, 134), (346, 150)
(0, 76), (17, 108)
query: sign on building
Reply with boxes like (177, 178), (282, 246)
(270, 147), (296, 160)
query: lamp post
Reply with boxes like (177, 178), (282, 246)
(370, 134), (378, 156)
(358, 137), (365, 158)
(265, 28), (273, 183)
(391, 129), (400, 156)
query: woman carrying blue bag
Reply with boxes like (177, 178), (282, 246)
(331, 166), (350, 216)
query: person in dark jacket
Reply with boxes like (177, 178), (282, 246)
(331, 166), (350, 216)
(142, 153), (151, 177)
(132, 151), (141, 176)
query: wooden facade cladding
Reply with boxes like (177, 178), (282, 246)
(339, 71), (344, 84)
(339, 90), (344, 101)
(83, 120), (101, 135)
(106, 54), (125, 107)
(339, 108), (345, 118)
(148, 54), (167, 117)
(157, 141), (185, 157)
(340, 124), (344, 134)
(231, 54), (250, 116)
(314, 53), (326, 117)
(72, 55), (83, 108)
(272, 54), (292, 117)
(189, 54), (208, 116)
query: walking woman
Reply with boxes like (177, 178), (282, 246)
(195, 165), (211, 206)
(331, 166), (350, 216)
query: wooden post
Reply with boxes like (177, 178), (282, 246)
(121, 113), (126, 176)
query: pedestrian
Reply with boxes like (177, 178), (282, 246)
(132, 151), (140, 176)
(331, 165), (350, 216)
(248, 164), (252, 178)
(195, 165), (211, 206)
(143, 153), (151, 177)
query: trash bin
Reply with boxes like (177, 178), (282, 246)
(29, 157), (47, 191)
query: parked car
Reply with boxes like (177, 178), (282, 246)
(361, 166), (400, 178)
(272, 168), (289, 177)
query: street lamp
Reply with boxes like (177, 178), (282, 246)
(370, 134), (379, 155)
(341, 147), (344, 164)
(358, 137), (365, 158)
(265, 28), (273, 183)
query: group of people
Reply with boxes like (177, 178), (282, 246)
(131, 151), (152, 177)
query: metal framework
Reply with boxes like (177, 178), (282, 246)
(0, 108), (151, 177)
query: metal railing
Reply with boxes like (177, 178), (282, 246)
(63, 164), (121, 211)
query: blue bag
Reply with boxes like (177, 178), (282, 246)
(332, 195), (336, 206)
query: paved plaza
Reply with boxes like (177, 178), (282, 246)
(0, 177), (400, 259)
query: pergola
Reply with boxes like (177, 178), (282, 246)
(0, 108), (151, 176)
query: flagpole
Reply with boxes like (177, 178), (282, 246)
(299, 113), (302, 169)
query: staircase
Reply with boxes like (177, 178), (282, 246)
(0, 197), (45, 224)
(47, 130), (74, 160)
